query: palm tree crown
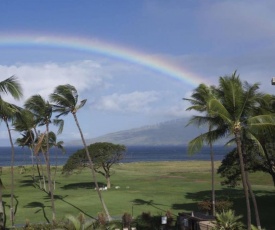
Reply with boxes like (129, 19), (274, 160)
(50, 84), (86, 116)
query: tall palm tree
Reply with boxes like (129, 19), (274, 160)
(47, 131), (65, 190)
(189, 72), (274, 230)
(24, 95), (57, 223)
(0, 76), (23, 226)
(49, 84), (112, 221)
(0, 101), (22, 226)
(14, 109), (37, 181)
(183, 83), (218, 215)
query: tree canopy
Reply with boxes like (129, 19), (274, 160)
(62, 142), (126, 188)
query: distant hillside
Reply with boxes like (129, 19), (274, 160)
(78, 118), (208, 146)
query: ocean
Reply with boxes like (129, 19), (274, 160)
(0, 145), (232, 167)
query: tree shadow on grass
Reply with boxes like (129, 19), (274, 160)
(49, 195), (96, 220)
(24, 202), (50, 223)
(19, 179), (36, 188)
(172, 188), (275, 230)
(61, 182), (105, 190)
(131, 199), (170, 213)
(3, 194), (19, 219)
(173, 188), (248, 212)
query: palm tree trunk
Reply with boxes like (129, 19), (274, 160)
(245, 171), (261, 230)
(29, 147), (36, 182)
(235, 132), (251, 230)
(45, 123), (56, 223)
(0, 178), (5, 229)
(242, 148), (261, 230)
(72, 113), (112, 221)
(5, 120), (15, 226)
(210, 141), (215, 216)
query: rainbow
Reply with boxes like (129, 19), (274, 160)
(0, 33), (209, 87)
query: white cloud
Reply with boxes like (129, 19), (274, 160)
(94, 91), (159, 113)
(0, 60), (108, 104)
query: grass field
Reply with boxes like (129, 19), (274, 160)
(0, 161), (274, 229)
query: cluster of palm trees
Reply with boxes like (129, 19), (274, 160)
(184, 71), (275, 230)
(0, 77), (111, 227)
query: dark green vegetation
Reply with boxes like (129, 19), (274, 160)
(184, 72), (275, 230)
(1, 74), (275, 229)
(0, 161), (273, 229)
(62, 142), (126, 189)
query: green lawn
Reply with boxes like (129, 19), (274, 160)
(1, 161), (274, 229)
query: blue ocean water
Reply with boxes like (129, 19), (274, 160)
(0, 145), (232, 167)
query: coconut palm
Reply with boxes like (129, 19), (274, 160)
(0, 76), (23, 226)
(0, 102), (22, 227)
(183, 83), (218, 215)
(24, 94), (57, 223)
(47, 131), (65, 190)
(14, 109), (37, 181)
(190, 72), (275, 229)
(49, 84), (112, 221)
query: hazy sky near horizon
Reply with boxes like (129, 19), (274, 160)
(0, 0), (275, 145)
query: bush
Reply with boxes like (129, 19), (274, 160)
(198, 200), (233, 213)
(122, 212), (132, 228)
(135, 211), (175, 230)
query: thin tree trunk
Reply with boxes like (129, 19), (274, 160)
(243, 148), (261, 230)
(246, 171), (261, 230)
(0, 178), (5, 229)
(52, 147), (58, 191)
(106, 176), (111, 189)
(210, 141), (215, 216)
(28, 147), (35, 182)
(262, 144), (275, 186)
(235, 132), (251, 230)
(45, 123), (56, 223)
(72, 113), (112, 221)
(5, 120), (15, 226)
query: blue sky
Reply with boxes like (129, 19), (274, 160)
(0, 0), (275, 145)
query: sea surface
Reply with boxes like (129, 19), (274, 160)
(0, 145), (233, 167)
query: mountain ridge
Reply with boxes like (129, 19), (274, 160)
(69, 118), (208, 146)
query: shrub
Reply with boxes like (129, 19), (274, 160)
(122, 212), (132, 228)
(165, 210), (174, 227)
(198, 200), (233, 213)
(135, 211), (175, 230)
(213, 209), (244, 230)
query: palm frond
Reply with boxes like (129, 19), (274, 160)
(53, 118), (64, 134)
(188, 133), (209, 154)
(0, 76), (23, 100)
(208, 99), (232, 125)
(76, 99), (87, 111)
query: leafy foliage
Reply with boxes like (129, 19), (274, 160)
(213, 209), (244, 230)
(62, 142), (126, 175)
(198, 200), (233, 213)
(218, 139), (275, 187)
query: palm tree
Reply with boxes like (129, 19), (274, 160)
(0, 102), (22, 226)
(24, 95), (57, 223)
(188, 72), (274, 229)
(47, 131), (65, 189)
(0, 76), (23, 226)
(183, 83), (218, 215)
(49, 84), (112, 221)
(14, 109), (37, 181)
